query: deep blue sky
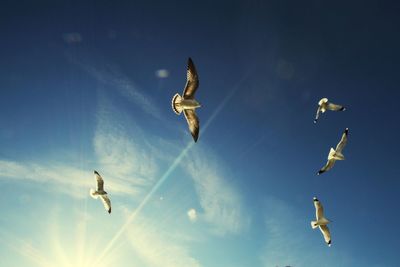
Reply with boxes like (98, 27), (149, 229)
(1, 1), (400, 267)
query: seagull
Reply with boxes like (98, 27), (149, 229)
(90, 170), (111, 214)
(314, 97), (346, 123)
(171, 57), (201, 142)
(317, 128), (349, 175)
(311, 197), (332, 247)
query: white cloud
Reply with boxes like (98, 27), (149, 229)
(0, 160), (137, 198)
(184, 149), (249, 236)
(187, 208), (197, 222)
(92, 95), (164, 199)
(261, 197), (307, 267)
(155, 69), (169, 78)
(125, 214), (202, 267)
(68, 56), (163, 120)
(260, 197), (359, 267)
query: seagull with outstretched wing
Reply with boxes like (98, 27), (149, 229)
(314, 98), (346, 123)
(171, 57), (201, 142)
(317, 128), (349, 175)
(90, 170), (111, 214)
(311, 197), (332, 247)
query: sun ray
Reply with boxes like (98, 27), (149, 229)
(93, 69), (252, 264)
(0, 231), (53, 267)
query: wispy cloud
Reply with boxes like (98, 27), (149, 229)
(260, 197), (358, 267)
(123, 212), (202, 267)
(0, 231), (53, 267)
(94, 108), (157, 184)
(68, 55), (163, 120)
(261, 197), (307, 267)
(184, 149), (249, 236)
(1, 57), (249, 267)
(0, 160), (137, 198)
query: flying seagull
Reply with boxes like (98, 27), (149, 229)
(317, 128), (349, 175)
(171, 57), (201, 142)
(311, 197), (332, 247)
(90, 170), (111, 214)
(314, 98), (346, 123)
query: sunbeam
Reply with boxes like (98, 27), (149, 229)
(93, 69), (252, 264)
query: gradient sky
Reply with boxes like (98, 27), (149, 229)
(1, 1), (400, 267)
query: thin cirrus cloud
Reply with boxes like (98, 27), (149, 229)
(122, 211), (202, 267)
(82, 58), (250, 236)
(0, 58), (249, 267)
(0, 159), (138, 198)
(93, 98), (160, 189)
(184, 149), (249, 236)
(260, 197), (358, 267)
(67, 55), (163, 120)
(261, 197), (307, 267)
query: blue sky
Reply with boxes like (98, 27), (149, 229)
(1, 1), (400, 267)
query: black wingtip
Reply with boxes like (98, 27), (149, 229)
(317, 170), (323, 175)
(344, 128), (349, 134)
(314, 119), (317, 124)
(108, 208), (111, 214)
(328, 240), (332, 246)
(94, 170), (99, 175)
(341, 107), (346, 111)
(191, 131), (199, 142)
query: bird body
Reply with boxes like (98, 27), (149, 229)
(328, 147), (345, 161)
(90, 188), (107, 198)
(172, 94), (201, 114)
(311, 217), (330, 229)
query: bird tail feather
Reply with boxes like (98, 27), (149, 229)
(172, 93), (183, 115)
(90, 189), (98, 199)
(311, 220), (318, 229)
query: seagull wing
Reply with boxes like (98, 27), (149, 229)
(94, 171), (104, 191)
(100, 194), (111, 214)
(314, 106), (322, 123)
(314, 199), (325, 221)
(327, 102), (345, 111)
(335, 128), (348, 153)
(319, 225), (331, 246)
(183, 58), (199, 99)
(183, 109), (199, 142)
(318, 158), (335, 175)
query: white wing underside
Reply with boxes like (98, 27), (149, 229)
(100, 194), (111, 213)
(94, 172), (104, 191)
(335, 130), (348, 153)
(315, 106), (322, 121)
(182, 58), (199, 99)
(319, 158), (336, 173)
(319, 225), (331, 245)
(184, 109), (199, 142)
(314, 200), (325, 221)
(327, 102), (344, 111)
